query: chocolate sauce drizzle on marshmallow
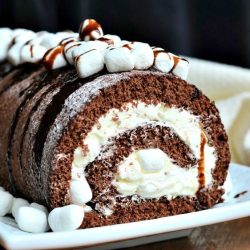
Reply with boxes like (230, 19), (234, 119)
(79, 19), (104, 41)
(0, 18), (189, 80)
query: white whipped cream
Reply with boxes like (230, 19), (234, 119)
(72, 101), (204, 170)
(113, 144), (216, 198)
(71, 101), (216, 203)
(113, 149), (199, 198)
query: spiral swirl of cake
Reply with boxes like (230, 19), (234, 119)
(0, 19), (230, 228)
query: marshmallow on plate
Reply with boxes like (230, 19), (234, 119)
(70, 178), (93, 205)
(105, 46), (134, 73)
(16, 206), (48, 233)
(75, 49), (104, 78)
(0, 190), (14, 216)
(30, 203), (50, 231)
(48, 205), (84, 232)
(153, 47), (174, 73)
(30, 202), (49, 215)
(11, 198), (29, 219)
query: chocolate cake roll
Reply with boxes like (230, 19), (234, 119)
(0, 19), (230, 229)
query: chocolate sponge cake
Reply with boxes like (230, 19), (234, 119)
(0, 19), (230, 229)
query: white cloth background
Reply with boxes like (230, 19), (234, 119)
(187, 58), (250, 166)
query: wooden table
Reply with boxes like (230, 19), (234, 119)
(0, 217), (249, 250)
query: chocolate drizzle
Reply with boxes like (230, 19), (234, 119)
(75, 49), (96, 63)
(170, 55), (180, 72)
(97, 37), (114, 45)
(152, 48), (171, 61)
(122, 44), (133, 50)
(43, 38), (78, 70)
(30, 45), (34, 58)
(198, 132), (206, 190)
(152, 48), (164, 57)
(64, 43), (81, 53)
(234, 190), (247, 198)
(79, 19), (102, 41)
(43, 46), (64, 70)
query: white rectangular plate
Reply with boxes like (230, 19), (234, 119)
(0, 163), (250, 250)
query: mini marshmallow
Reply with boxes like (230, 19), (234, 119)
(72, 41), (108, 59)
(98, 35), (121, 46)
(60, 36), (78, 46)
(36, 30), (49, 37)
(13, 28), (31, 36)
(153, 47), (174, 73)
(0, 28), (13, 62)
(131, 42), (154, 69)
(75, 49), (104, 78)
(20, 44), (47, 63)
(0, 190), (14, 216)
(11, 198), (29, 219)
(171, 55), (189, 80)
(119, 40), (131, 46)
(27, 33), (49, 46)
(14, 30), (36, 44)
(0, 186), (5, 191)
(7, 31), (37, 65)
(30, 203), (50, 231)
(70, 178), (93, 205)
(136, 148), (166, 171)
(64, 41), (82, 65)
(40, 33), (62, 49)
(7, 42), (24, 66)
(39, 32), (76, 50)
(0, 27), (13, 37)
(48, 205), (84, 232)
(16, 207), (48, 233)
(105, 47), (134, 73)
(79, 19), (103, 41)
(43, 45), (68, 70)
(30, 202), (49, 215)
(56, 31), (78, 39)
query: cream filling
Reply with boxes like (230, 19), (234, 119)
(113, 147), (216, 199)
(70, 101), (216, 202)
